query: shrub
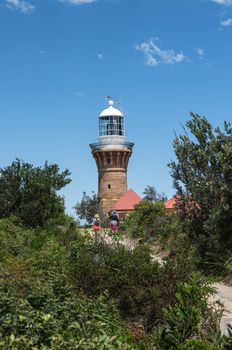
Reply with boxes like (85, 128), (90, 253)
(0, 226), (141, 349)
(71, 240), (162, 325)
(122, 200), (167, 240)
(0, 288), (139, 350)
(0, 217), (38, 262)
(46, 214), (81, 246)
(152, 274), (231, 349)
(70, 239), (199, 330)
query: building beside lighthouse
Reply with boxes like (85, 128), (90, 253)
(90, 99), (134, 217)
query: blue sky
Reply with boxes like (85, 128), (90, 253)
(0, 0), (232, 215)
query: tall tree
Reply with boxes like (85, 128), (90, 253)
(0, 159), (71, 228)
(143, 185), (167, 202)
(74, 191), (100, 224)
(169, 113), (232, 258)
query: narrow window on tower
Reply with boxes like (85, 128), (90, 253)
(108, 184), (111, 189)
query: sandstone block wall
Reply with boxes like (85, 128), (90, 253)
(92, 148), (132, 217)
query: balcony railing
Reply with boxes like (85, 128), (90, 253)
(90, 141), (134, 151)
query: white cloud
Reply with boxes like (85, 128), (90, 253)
(220, 18), (232, 25)
(135, 38), (186, 66)
(96, 53), (104, 60)
(211, 0), (232, 6)
(196, 48), (204, 59)
(5, 0), (35, 13)
(59, 0), (97, 5)
(75, 92), (85, 96)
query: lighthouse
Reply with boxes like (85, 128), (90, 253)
(90, 99), (134, 217)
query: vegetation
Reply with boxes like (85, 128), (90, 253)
(1, 113), (232, 348)
(71, 240), (163, 327)
(0, 215), (230, 348)
(169, 114), (232, 272)
(74, 191), (100, 224)
(122, 200), (168, 241)
(143, 185), (167, 202)
(0, 218), (139, 349)
(153, 275), (231, 349)
(126, 115), (232, 275)
(0, 289), (136, 350)
(0, 159), (71, 228)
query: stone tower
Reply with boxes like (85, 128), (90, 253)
(90, 99), (134, 217)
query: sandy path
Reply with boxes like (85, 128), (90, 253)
(213, 283), (232, 335)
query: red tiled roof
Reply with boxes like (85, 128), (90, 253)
(164, 195), (200, 211)
(112, 189), (142, 211)
(164, 196), (178, 209)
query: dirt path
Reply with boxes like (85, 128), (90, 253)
(213, 283), (232, 335)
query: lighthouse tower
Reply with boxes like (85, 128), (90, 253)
(90, 99), (134, 217)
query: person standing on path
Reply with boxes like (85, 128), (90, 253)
(109, 210), (120, 233)
(92, 213), (102, 236)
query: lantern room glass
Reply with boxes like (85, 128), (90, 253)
(99, 116), (124, 137)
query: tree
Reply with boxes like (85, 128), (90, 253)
(169, 113), (232, 260)
(143, 185), (167, 202)
(74, 191), (99, 224)
(0, 159), (71, 228)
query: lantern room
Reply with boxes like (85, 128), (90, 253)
(98, 100), (125, 142)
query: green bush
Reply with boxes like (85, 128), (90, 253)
(152, 275), (231, 349)
(46, 215), (81, 246)
(0, 217), (73, 306)
(0, 223), (142, 349)
(0, 216), (81, 263)
(0, 288), (139, 350)
(224, 253), (232, 273)
(122, 200), (167, 240)
(70, 239), (199, 330)
(0, 217), (41, 262)
(71, 240), (161, 325)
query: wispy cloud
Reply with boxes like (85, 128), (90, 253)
(5, 0), (35, 13)
(4, 0), (97, 12)
(211, 0), (232, 6)
(96, 53), (104, 60)
(196, 48), (204, 59)
(75, 91), (85, 96)
(135, 38), (187, 66)
(220, 17), (232, 25)
(59, 0), (97, 5)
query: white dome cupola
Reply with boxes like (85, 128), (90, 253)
(99, 99), (123, 118)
